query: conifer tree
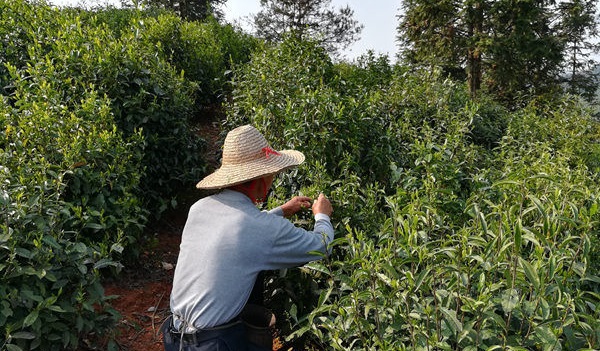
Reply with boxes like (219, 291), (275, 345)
(557, 0), (599, 101)
(252, 0), (363, 57)
(398, 0), (599, 102)
(144, 0), (225, 21)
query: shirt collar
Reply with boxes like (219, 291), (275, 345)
(218, 189), (254, 204)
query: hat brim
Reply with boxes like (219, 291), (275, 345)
(196, 150), (305, 189)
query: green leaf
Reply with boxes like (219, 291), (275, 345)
(5, 344), (23, 351)
(93, 258), (115, 269)
(582, 275), (600, 284)
(522, 230), (540, 247)
(11, 331), (36, 340)
(72, 242), (88, 253)
(478, 210), (488, 234)
(0, 191), (9, 205)
(289, 304), (298, 324)
(408, 312), (421, 320)
(84, 222), (105, 230)
(413, 267), (430, 292)
(1, 300), (13, 318)
(15, 248), (32, 259)
(501, 289), (519, 313)
(317, 286), (333, 307)
(492, 180), (521, 188)
(535, 325), (558, 349)
(528, 195), (546, 216)
(23, 310), (38, 327)
(514, 218), (522, 253)
(590, 201), (598, 216)
(519, 258), (540, 291)
(0, 227), (11, 244)
(47, 305), (67, 313)
(42, 235), (61, 250)
(305, 262), (329, 275)
(572, 261), (585, 277)
(376, 272), (393, 287)
(111, 243), (124, 254)
(440, 307), (462, 334)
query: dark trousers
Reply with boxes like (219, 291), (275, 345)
(164, 273), (270, 351)
(162, 316), (270, 351)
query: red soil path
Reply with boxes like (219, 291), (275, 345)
(103, 214), (182, 351)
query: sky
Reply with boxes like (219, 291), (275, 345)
(221, 0), (402, 61)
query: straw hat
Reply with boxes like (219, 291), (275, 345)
(196, 125), (305, 189)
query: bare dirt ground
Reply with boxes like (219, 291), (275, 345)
(103, 209), (184, 350)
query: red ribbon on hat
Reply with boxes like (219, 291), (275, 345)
(262, 147), (281, 159)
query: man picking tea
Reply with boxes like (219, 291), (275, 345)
(163, 125), (334, 351)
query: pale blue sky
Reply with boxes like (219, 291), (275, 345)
(222, 0), (401, 61)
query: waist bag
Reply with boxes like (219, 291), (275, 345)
(240, 304), (276, 349)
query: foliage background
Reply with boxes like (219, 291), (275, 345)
(1, 0), (599, 350)
(226, 38), (600, 350)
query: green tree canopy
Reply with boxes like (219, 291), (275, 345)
(252, 0), (364, 57)
(556, 0), (600, 101)
(398, 0), (599, 103)
(143, 0), (225, 21)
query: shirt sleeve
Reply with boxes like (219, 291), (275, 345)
(265, 213), (334, 269)
(267, 207), (333, 248)
(314, 213), (334, 245)
(267, 206), (284, 217)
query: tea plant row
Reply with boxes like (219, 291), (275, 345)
(226, 39), (600, 350)
(0, 1), (254, 349)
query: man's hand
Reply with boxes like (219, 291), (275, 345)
(280, 196), (313, 218)
(312, 193), (333, 217)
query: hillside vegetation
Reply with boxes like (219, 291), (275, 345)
(1, 1), (599, 350)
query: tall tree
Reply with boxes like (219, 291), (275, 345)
(485, 0), (564, 100)
(398, 0), (599, 102)
(144, 0), (225, 21)
(252, 0), (363, 57)
(398, 0), (467, 80)
(556, 0), (599, 101)
(465, 0), (485, 95)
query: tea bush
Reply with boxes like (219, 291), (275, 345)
(225, 37), (600, 350)
(227, 39), (407, 194)
(75, 6), (169, 38)
(0, 0), (61, 96)
(0, 0), (257, 347)
(2, 0), (260, 216)
(332, 51), (395, 97)
(0, 64), (141, 349)
(2, 0), (206, 215)
(141, 14), (258, 106)
(45, 11), (204, 213)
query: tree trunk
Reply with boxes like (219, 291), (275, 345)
(467, 1), (483, 97)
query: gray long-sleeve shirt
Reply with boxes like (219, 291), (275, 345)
(169, 189), (334, 331)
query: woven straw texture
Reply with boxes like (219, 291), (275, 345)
(196, 125), (305, 189)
